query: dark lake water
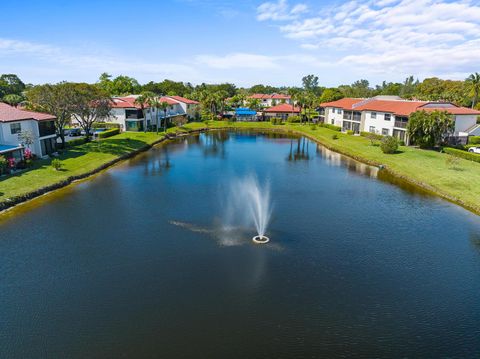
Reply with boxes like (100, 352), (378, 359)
(1, 131), (480, 358)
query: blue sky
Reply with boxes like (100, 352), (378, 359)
(1, 0), (479, 87)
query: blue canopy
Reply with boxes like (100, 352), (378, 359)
(236, 107), (257, 116)
(0, 144), (22, 154)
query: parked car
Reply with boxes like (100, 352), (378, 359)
(69, 128), (82, 137)
(468, 146), (480, 154)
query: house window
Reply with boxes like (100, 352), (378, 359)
(385, 114), (391, 121)
(382, 128), (389, 136)
(369, 126), (376, 133)
(337, 108), (342, 114)
(371, 112), (377, 119)
(331, 119), (334, 125)
(10, 123), (21, 134)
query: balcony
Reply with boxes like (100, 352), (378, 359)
(394, 121), (407, 128)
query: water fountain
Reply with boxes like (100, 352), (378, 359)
(224, 175), (272, 244)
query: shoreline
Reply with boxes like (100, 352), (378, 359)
(1, 122), (479, 217)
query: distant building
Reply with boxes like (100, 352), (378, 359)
(166, 96), (200, 120)
(320, 96), (480, 143)
(248, 94), (292, 107)
(263, 103), (300, 120)
(107, 95), (191, 131)
(0, 103), (56, 159)
(235, 108), (257, 121)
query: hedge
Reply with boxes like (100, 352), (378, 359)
(287, 115), (301, 123)
(270, 117), (283, 125)
(444, 147), (480, 163)
(98, 128), (120, 139)
(468, 136), (480, 145)
(319, 123), (342, 131)
(65, 137), (87, 148)
(93, 122), (121, 129)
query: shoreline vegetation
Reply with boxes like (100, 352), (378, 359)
(1, 121), (480, 216)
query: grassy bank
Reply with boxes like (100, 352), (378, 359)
(1, 120), (480, 215)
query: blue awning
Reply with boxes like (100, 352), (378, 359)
(236, 108), (257, 116)
(0, 144), (23, 154)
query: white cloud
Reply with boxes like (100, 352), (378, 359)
(258, 0), (480, 79)
(257, 0), (308, 21)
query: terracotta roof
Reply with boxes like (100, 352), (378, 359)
(167, 95), (199, 105)
(320, 98), (363, 110)
(264, 104), (300, 113)
(159, 97), (179, 105)
(420, 105), (480, 115)
(250, 93), (291, 100)
(0, 102), (56, 122)
(354, 100), (427, 116)
(111, 96), (179, 109)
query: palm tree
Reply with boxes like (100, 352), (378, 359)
(160, 101), (170, 132)
(150, 96), (161, 134)
(466, 72), (480, 108)
(134, 94), (148, 132)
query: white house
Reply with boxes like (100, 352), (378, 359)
(107, 95), (188, 131)
(320, 96), (480, 143)
(166, 96), (199, 120)
(0, 103), (57, 159)
(248, 94), (292, 107)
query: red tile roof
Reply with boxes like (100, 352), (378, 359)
(354, 100), (427, 116)
(167, 95), (199, 105)
(264, 104), (300, 113)
(0, 102), (56, 122)
(420, 105), (480, 115)
(250, 93), (291, 100)
(111, 96), (179, 108)
(320, 98), (364, 110)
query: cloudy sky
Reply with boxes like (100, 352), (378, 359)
(1, 0), (479, 87)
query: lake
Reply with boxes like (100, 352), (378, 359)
(1, 131), (480, 358)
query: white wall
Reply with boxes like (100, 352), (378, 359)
(0, 120), (56, 157)
(454, 115), (477, 134)
(363, 111), (395, 135)
(325, 107), (344, 126)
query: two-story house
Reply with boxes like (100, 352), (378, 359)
(0, 103), (56, 159)
(248, 94), (292, 107)
(320, 96), (480, 143)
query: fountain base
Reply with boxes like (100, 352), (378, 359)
(252, 235), (270, 244)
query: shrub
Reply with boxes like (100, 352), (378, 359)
(399, 140), (406, 146)
(270, 117), (283, 125)
(445, 155), (461, 169)
(66, 137), (87, 148)
(380, 136), (399, 154)
(468, 136), (480, 145)
(332, 134), (339, 140)
(443, 147), (480, 163)
(310, 124), (317, 130)
(51, 158), (63, 171)
(0, 155), (7, 175)
(287, 115), (301, 123)
(346, 130), (354, 135)
(360, 131), (383, 141)
(92, 122), (120, 129)
(319, 123), (342, 131)
(98, 128), (120, 139)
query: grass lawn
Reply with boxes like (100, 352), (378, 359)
(1, 120), (479, 215)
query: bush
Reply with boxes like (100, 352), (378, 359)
(92, 122), (120, 129)
(360, 131), (383, 140)
(66, 137), (87, 148)
(443, 147), (480, 163)
(310, 124), (317, 130)
(319, 123), (342, 131)
(332, 134), (339, 140)
(0, 155), (7, 175)
(270, 117), (283, 125)
(380, 136), (399, 154)
(51, 158), (63, 171)
(468, 136), (480, 145)
(287, 115), (301, 123)
(346, 130), (354, 135)
(98, 128), (120, 139)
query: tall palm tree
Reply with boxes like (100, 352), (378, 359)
(150, 96), (161, 134)
(134, 94), (148, 132)
(160, 101), (170, 132)
(466, 72), (480, 108)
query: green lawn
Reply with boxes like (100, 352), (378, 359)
(1, 120), (479, 215)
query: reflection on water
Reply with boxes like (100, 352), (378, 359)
(316, 145), (378, 178)
(287, 137), (311, 161)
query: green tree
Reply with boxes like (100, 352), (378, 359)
(134, 93), (150, 132)
(407, 110), (455, 148)
(2, 93), (24, 107)
(26, 82), (79, 148)
(466, 72), (480, 108)
(70, 83), (112, 141)
(159, 101), (170, 132)
(319, 88), (344, 103)
(302, 74), (320, 95)
(0, 74), (25, 98)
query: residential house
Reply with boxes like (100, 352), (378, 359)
(166, 96), (199, 120)
(263, 103), (300, 120)
(320, 96), (480, 143)
(108, 95), (186, 131)
(248, 94), (292, 107)
(0, 103), (56, 159)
